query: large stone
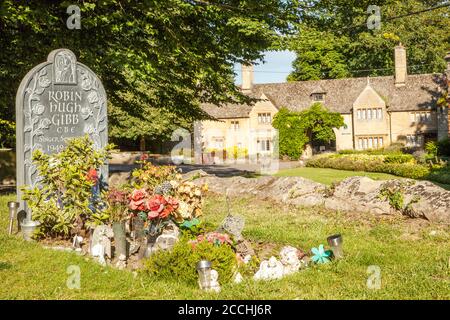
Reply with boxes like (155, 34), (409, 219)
(15, 49), (108, 220)
(193, 175), (450, 223)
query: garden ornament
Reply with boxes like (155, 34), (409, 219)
(208, 269), (221, 293)
(280, 246), (301, 275)
(254, 256), (284, 280)
(311, 244), (332, 264)
(90, 225), (114, 265)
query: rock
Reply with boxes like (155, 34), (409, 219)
(115, 254), (127, 270)
(280, 246), (301, 275)
(182, 169), (210, 181)
(254, 256), (284, 281)
(233, 272), (244, 284)
(192, 175), (450, 224)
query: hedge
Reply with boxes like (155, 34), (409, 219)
(306, 153), (450, 184)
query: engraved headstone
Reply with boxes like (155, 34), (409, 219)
(15, 49), (108, 222)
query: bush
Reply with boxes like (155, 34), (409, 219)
(144, 239), (237, 285)
(21, 136), (114, 238)
(425, 141), (438, 157)
(437, 138), (450, 156)
(306, 154), (431, 180)
(383, 154), (414, 164)
(0, 119), (15, 148)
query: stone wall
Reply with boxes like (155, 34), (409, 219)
(189, 171), (450, 224)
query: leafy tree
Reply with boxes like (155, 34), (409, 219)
(272, 103), (344, 159)
(272, 107), (308, 159)
(0, 0), (297, 143)
(300, 102), (345, 144)
(288, 0), (450, 80)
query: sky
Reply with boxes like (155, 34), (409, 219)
(234, 50), (296, 85)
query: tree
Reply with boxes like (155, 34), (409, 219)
(287, 0), (450, 80)
(0, 0), (297, 143)
(272, 103), (344, 159)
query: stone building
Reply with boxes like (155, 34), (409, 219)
(198, 45), (449, 156)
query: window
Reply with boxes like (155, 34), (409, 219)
(257, 139), (271, 151)
(357, 109), (361, 120)
(312, 93), (324, 101)
(358, 136), (385, 150)
(377, 108), (382, 119)
(410, 111), (431, 124)
(367, 109), (372, 120)
(213, 137), (224, 149)
(230, 121), (239, 130)
(258, 113), (272, 124)
(362, 109), (366, 120)
(406, 134), (423, 147)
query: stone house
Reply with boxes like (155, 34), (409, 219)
(197, 45), (449, 157)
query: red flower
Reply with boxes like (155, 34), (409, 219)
(86, 168), (98, 183)
(146, 194), (166, 219)
(140, 153), (149, 161)
(159, 196), (179, 219)
(129, 188), (148, 211)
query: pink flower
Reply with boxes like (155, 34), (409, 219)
(146, 195), (166, 219)
(129, 188), (148, 211)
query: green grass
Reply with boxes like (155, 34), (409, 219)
(274, 167), (398, 185)
(0, 193), (449, 299)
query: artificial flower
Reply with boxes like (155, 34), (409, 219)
(86, 168), (98, 183)
(311, 244), (332, 264)
(129, 188), (148, 211)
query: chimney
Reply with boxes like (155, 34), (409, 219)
(241, 64), (254, 91)
(394, 43), (407, 87)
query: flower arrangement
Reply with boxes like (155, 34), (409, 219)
(106, 188), (129, 222)
(127, 163), (207, 237)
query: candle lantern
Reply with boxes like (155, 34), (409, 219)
(327, 234), (343, 259)
(7, 201), (19, 235)
(196, 260), (212, 290)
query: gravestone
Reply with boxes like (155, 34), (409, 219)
(16, 49), (108, 224)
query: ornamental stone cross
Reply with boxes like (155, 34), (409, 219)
(15, 49), (108, 223)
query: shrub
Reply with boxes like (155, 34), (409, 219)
(0, 119), (15, 148)
(437, 138), (450, 156)
(21, 136), (113, 238)
(383, 154), (414, 164)
(144, 238), (237, 285)
(425, 141), (438, 157)
(225, 146), (248, 160)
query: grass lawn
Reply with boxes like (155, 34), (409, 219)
(274, 167), (398, 185)
(0, 193), (449, 299)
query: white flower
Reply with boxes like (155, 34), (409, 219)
(39, 77), (51, 88)
(87, 91), (99, 104)
(32, 103), (45, 115)
(81, 77), (92, 91)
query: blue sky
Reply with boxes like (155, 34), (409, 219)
(234, 50), (296, 84)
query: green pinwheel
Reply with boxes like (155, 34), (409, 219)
(311, 244), (332, 264)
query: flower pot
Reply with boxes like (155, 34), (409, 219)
(112, 221), (127, 258)
(20, 220), (40, 241)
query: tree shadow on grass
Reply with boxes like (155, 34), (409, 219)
(0, 262), (12, 270)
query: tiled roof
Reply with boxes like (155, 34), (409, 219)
(201, 73), (446, 118)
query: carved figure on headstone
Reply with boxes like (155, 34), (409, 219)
(253, 256), (284, 281)
(280, 246), (301, 275)
(54, 51), (76, 84)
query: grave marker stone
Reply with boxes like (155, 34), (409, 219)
(15, 49), (108, 224)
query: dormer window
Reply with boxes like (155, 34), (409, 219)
(310, 85), (326, 102)
(312, 93), (324, 101)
